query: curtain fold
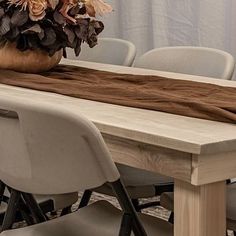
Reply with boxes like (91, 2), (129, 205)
(102, 0), (236, 79)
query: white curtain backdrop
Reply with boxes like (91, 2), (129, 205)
(101, 0), (236, 79)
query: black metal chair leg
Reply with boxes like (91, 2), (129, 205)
(0, 181), (5, 204)
(119, 213), (133, 236)
(1, 189), (21, 232)
(131, 199), (141, 212)
(60, 206), (72, 216)
(137, 201), (160, 211)
(21, 193), (47, 223)
(78, 190), (92, 209)
(111, 180), (147, 236)
(18, 196), (34, 225)
(168, 211), (174, 224)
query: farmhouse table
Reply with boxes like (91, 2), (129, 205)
(1, 59), (236, 236)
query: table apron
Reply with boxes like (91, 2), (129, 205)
(103, 133), (192, 183)
(103, 134), (236, 186)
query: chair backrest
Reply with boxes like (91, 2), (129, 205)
(66, 38), (136, 66)
(0, 95), (120, 195)
(134, 46), (235, 80)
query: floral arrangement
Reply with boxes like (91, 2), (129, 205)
(0, 0), (112, 56)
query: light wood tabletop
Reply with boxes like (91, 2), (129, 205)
(1, 59), (236, 236)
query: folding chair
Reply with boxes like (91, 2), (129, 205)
(0, 95), (172, 235)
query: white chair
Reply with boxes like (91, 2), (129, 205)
(0, 95), (173, 235)
(66, 37), (136, 66)
(0, 109), (78, 223)
(134, 46), (235, 80)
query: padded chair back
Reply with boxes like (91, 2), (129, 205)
(67, 38), (136, 66)
(0, 95), (120, 195)
(134, 46), (235, 80)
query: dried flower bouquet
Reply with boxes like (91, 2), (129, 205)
(0, 0), (112, 56)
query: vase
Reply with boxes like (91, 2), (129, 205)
(0, 42), (63, 73)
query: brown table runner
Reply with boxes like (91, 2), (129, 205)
(0, 64), (236, 124)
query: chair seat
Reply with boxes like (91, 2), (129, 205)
(1, 201), (173, 236)
(94, 164), (173, 199)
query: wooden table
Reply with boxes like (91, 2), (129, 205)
(1, 59), (236, 236)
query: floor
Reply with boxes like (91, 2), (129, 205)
(77, 192), (170, 220)
(14, 192), (233, 235)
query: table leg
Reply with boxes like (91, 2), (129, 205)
(174, 179), (226, 236)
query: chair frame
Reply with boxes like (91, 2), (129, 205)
(79, 182), (174, 212)
(0, 181), (4, 204)
(1, 180), (148, 236)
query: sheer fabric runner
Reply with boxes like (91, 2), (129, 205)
(0, 65), (235, 124)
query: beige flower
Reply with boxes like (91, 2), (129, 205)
(28, 0), (48, 21)
(84, 0), (112, 17)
